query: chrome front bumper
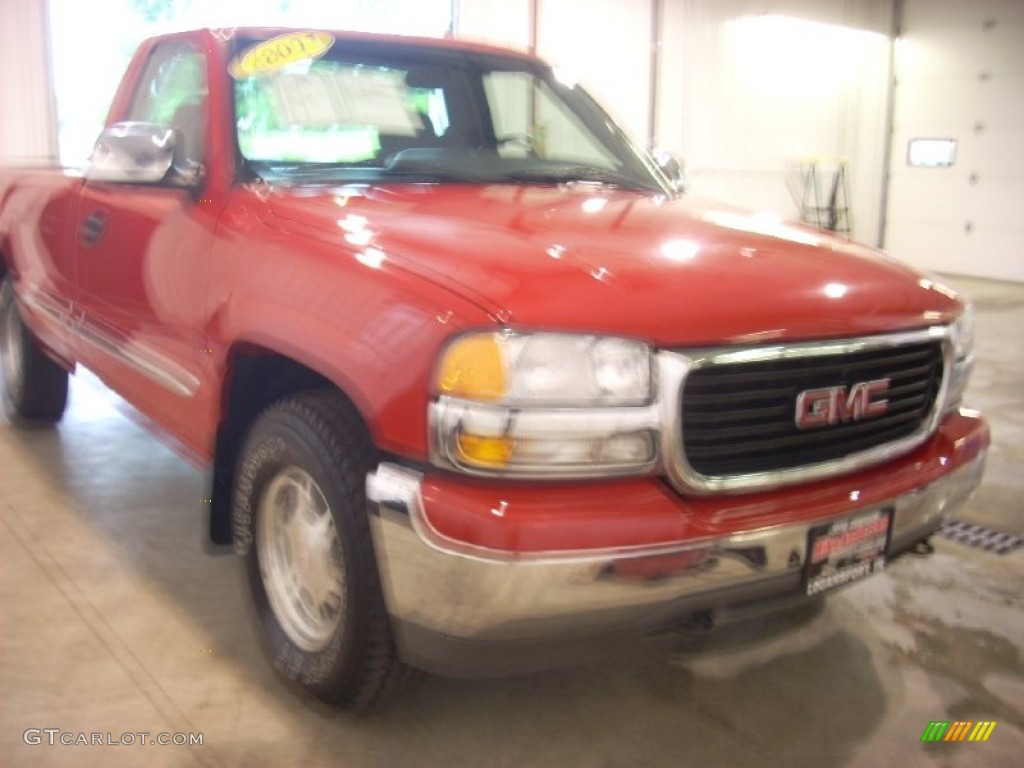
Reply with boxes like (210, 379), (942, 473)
(366, 452), (986, 677)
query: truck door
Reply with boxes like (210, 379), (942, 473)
(74, 39), (213, 449)
(0, 171), (82, 365)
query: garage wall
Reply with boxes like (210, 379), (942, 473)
(455, 0), (534, 50)
(658, 0), (893, 245)
(884, 0), (1024, 282)
(457, 0), (894, 245)
(0, 0), (57, 162)
(456, 0), (653, 145)
(538, 0), (654, 145)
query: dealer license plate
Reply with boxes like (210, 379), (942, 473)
(804, 508), (893, 596)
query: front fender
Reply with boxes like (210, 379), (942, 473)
(207, 240), (496, 459)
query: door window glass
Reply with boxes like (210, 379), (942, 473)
(125, 42), (208, 164)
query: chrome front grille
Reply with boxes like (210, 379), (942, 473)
(678, 337), (945, 481)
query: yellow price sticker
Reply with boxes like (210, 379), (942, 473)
(229, 31), (335, 79)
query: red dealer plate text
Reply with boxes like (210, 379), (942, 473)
(804, 508), (893, 596)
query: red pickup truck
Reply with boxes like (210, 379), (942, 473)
(0, 28), (988, 711)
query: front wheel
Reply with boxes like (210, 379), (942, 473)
(0, 278), (68, 423)
(233, 391), (409, 712)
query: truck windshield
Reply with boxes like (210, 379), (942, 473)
(230, 32), (668, 193)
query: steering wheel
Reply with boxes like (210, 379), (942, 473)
(494, 133), (538, 155)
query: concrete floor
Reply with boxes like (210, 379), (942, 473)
(2, 275), (1022, 768)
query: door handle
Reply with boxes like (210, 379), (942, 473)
(80, 210), (107, 247)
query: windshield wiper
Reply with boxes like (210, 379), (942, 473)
(498, 165), (658, 191)
(246, 160), (377, 177)
(245, 159), (660, 190)
(245, 159), (492, 185)
(380, 167), (493, 183)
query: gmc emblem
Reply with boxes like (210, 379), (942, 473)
(795, 379), (891, 430)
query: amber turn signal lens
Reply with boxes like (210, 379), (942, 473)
(454, 433), (514, 468)
(436, 334), (507, 401)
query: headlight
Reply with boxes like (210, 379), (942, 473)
(431, 332), (658, 476)
(435, 332), (653, 406)
(950, 302), (975, 361)
(943, 303), (976, 415)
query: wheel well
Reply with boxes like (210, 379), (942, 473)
(208, 345), (371, 545)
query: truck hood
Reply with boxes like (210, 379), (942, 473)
(265, 183), (962, 347)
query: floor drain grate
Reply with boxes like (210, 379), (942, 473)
(938, 520), (1024, 555)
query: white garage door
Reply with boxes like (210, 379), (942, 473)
(885, 0), (1024, 282)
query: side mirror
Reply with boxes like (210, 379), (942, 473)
(652, 148), (687, 194)
(86, 122), (201, 187)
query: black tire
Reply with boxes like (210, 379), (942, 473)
(233, 391), (410, 712)
(0, 278), (68, 423)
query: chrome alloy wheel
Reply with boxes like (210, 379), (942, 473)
(0, 294), (23, 395)
(256, 466), (346, 652)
